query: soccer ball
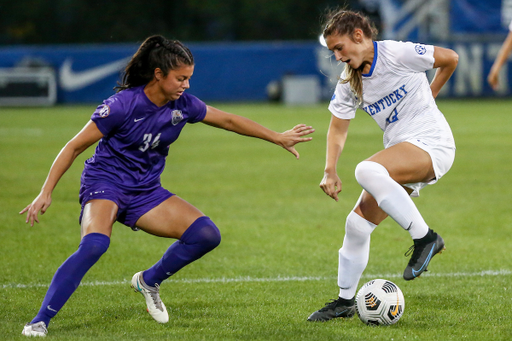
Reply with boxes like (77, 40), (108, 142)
(355, 279), (405, 326)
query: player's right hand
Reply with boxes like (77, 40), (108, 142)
(487, 70), (499, 90)
(19, 192), (52, 227)
(319, 171), (342, 202)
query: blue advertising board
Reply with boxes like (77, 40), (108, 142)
(0, 40), (511, 104)
(0, 42), (331, 104)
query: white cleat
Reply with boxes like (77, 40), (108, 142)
(131, 271), (169, 323)
(22, 321), (48, 337)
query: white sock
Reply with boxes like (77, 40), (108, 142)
(354, 160), (429, 240)
(338, 211), (377, 299)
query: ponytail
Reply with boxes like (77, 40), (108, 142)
(322, 10), (378, 103)
(115, 35), (194, 92)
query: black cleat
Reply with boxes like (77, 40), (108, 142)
(403, 229), (445, 281)
(307, 297), (356, 322)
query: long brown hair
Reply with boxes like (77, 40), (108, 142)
(115, 35), (194, 92)
(322, 10), (378, 102)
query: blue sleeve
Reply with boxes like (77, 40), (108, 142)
(185, 94), (207, 123)
(91, 95), (126, 135)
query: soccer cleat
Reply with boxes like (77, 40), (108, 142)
(22, 321), (48, 337)
(307, 297), (356, 322)
(131, 271), (169, 323)
(403, 229), (445, 281)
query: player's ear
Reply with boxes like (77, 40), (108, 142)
(352, 28), (364, 43)
(154, 68), (163, 81)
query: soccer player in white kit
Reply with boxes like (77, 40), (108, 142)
(308, 10), (459, 322)
(488, 20), (512, 90)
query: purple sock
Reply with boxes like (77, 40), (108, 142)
(143, 216), (221, 287)
(30, 233), (110, 326)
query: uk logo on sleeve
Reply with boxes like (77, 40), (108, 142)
(414, 45), (426, 55)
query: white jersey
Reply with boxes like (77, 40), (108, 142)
(329, 40), (455, 149)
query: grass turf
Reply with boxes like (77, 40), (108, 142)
(1, 99), (511, 340)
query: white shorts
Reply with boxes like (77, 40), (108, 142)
(403, 138), (456, 197)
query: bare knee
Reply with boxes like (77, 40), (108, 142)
(80, 200), (117, 238)
(354, 193), (388, 225)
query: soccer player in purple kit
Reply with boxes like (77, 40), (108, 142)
(20, 35), (314, 337)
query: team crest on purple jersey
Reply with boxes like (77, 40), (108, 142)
(171, 110), (184, 125)
(98, 105), (110, 117)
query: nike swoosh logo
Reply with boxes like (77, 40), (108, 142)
(47, 305), (58, 313)
(412, 243), (436, 277)
(335, 309), (348, 317)
(134, 118), (145, 122)
(390, 294), (400, 317)
(59, 57), (130, 91)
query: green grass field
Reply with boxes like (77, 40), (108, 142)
(1, 99), (511, 340)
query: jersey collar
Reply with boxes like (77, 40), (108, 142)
(362, 41), (378, 78)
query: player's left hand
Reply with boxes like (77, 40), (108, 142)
(278, 124), (314, 159)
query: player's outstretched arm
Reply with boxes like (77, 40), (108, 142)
(488, 30), (512, 90)
(320, 116), (350, 202)
(20, 121), (103, 226)
(202, 105), (314, 159)
(430, 46), (459, 99)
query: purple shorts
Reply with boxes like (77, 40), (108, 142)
(79, 182), (174, 230)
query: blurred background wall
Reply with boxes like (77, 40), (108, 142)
(0, 0), (511, 105)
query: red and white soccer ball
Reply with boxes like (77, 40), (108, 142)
(355, 279), (405, 326)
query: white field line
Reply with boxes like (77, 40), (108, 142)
(3, 269), (511, 290)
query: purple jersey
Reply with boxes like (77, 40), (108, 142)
(81, 86), (207, 191)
